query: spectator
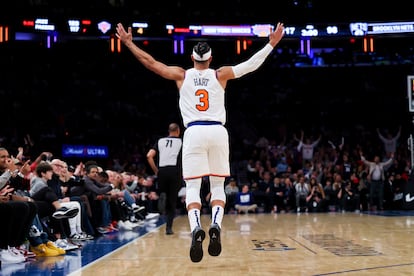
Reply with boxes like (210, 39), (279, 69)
(224, 177), (239, 214)
(234, 184), (258, 214)
(0, 184), (37, 264)
(28, 216), (66, 257)
(360, 151), (394, 211)
(49, 159), (94, 241)
(306, 176), (327, 212)
(337, 180), (358, 212)
(60, 160), (95, 237)
(377, 126), (401, 158)
(254, 170), (273, 212)
(282, 176), (296, 212)
(294, 130), (322, 167)
(268, 176), (286, 213)
(74, 164), (115, 234)
(29, 162), (79, 220)
(294, 175), (310, 213)
(323, 178), (336, 210)
(135, 175), (160, 220)
(106, 170), (144, 231)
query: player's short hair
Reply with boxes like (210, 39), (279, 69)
(192, 42), (212, 61)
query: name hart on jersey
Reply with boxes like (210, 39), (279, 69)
(193, 77), (209, 86)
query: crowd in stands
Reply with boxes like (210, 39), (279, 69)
(224, 125), (409, 214)
(0, 146), (161, 265)
(231, 124), (410, 210)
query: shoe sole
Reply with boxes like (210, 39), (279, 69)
(70, 237), (87, 241)
(208, 226), (221, 256)
(31, 250), (61, 257)
(52, 208), (79, 219)
(190, 228), (205, 262)
(61, 245), (79, 251)
(133, 206), (145, 213)
(57, 242), (80, 251)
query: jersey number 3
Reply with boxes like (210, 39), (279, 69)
(195, 89), (209, 111)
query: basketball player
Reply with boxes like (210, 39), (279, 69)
(116, 22), (285, 262)
(147, 123), (183, 235)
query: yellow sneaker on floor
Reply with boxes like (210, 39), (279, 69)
(30, 243), (61, 257)
(46, 241), (66, 255)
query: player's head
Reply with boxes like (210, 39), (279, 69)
(192, 42), (212, 62)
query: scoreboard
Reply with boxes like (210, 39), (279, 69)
(12, 17), (414, 41)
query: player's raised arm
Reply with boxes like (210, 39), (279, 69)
(217, 22), (285, 82)
(115, 23), (185, 81)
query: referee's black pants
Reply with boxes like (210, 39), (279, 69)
(158, 166), (182, 229)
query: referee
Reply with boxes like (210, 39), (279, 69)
(147, 123), (183, 235)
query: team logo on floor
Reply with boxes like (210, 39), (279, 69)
(251, 239), (296, 251)
(302, 234), (382, 256)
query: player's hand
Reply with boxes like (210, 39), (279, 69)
(269, 22), (284, 47)
(116, 23), (133, 46)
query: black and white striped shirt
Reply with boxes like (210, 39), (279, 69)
(154, 136), (182, 168)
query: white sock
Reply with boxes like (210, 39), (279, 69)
(131, 203), (138, 208)
(188, 208), (202, 232)
(211, 205), (224, 228)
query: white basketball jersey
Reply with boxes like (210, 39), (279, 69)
(179, 68), (226, 127)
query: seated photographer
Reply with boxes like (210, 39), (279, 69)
(337, 180), (358, 212)
(306, 176), (327, 212)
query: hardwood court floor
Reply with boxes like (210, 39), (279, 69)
(66, 211), (414, 276)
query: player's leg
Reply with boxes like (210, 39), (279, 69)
(207, 125), (230, 257)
